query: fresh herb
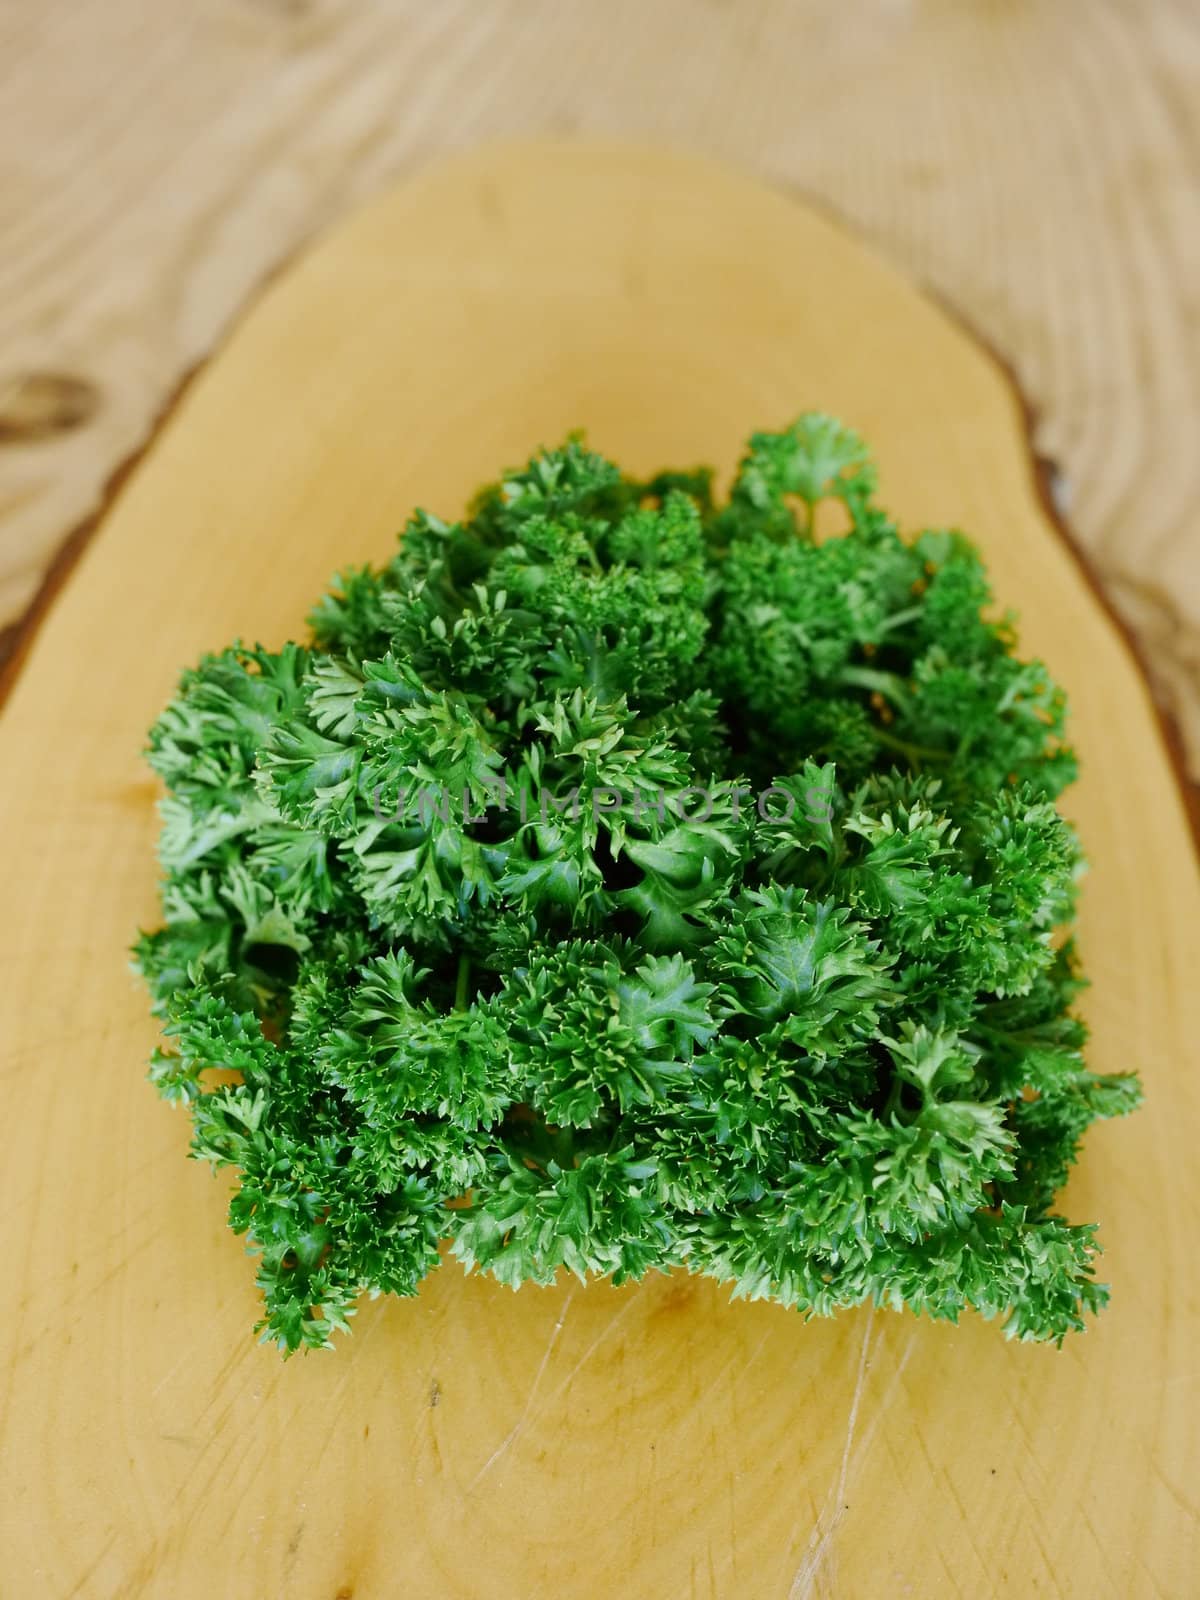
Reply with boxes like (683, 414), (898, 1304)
(136, 414), (1140, 1354)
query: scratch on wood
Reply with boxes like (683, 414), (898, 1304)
(844, 1327), (916, 1467)
(466, 1291), (575, 1490)
(788, 1305), (876, 1598)
(63, 1531), (117, 1600)
(531, 1291), (640, 1415)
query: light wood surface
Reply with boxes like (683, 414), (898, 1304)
(2, 142), (1197, 1600)
(2, 2), (1199, 781)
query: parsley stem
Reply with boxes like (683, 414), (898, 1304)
(838, 664), (912, 709)
(870, 726), (952, 768)
(883, 1075), (904, 1123)
(874, 604), (924, 636)
(454, 952), (471, 1012)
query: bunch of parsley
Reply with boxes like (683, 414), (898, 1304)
(136, 415), (1139, 1354)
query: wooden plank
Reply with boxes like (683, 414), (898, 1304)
(1, 141), (1196, 1600)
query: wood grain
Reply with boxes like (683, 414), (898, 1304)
(1, 140), (1196, 1600)
(2, 0), (1200, 780)
(1, 1), (1199, 777)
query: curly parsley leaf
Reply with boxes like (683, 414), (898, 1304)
(135, 415), (1139, 1354)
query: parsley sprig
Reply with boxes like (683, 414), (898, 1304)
(136, 414), (1140, 1354)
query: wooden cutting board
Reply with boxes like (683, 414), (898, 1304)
(2, 143), (1196, 1600)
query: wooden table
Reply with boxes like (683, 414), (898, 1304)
(1, 1), (1199, 788)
